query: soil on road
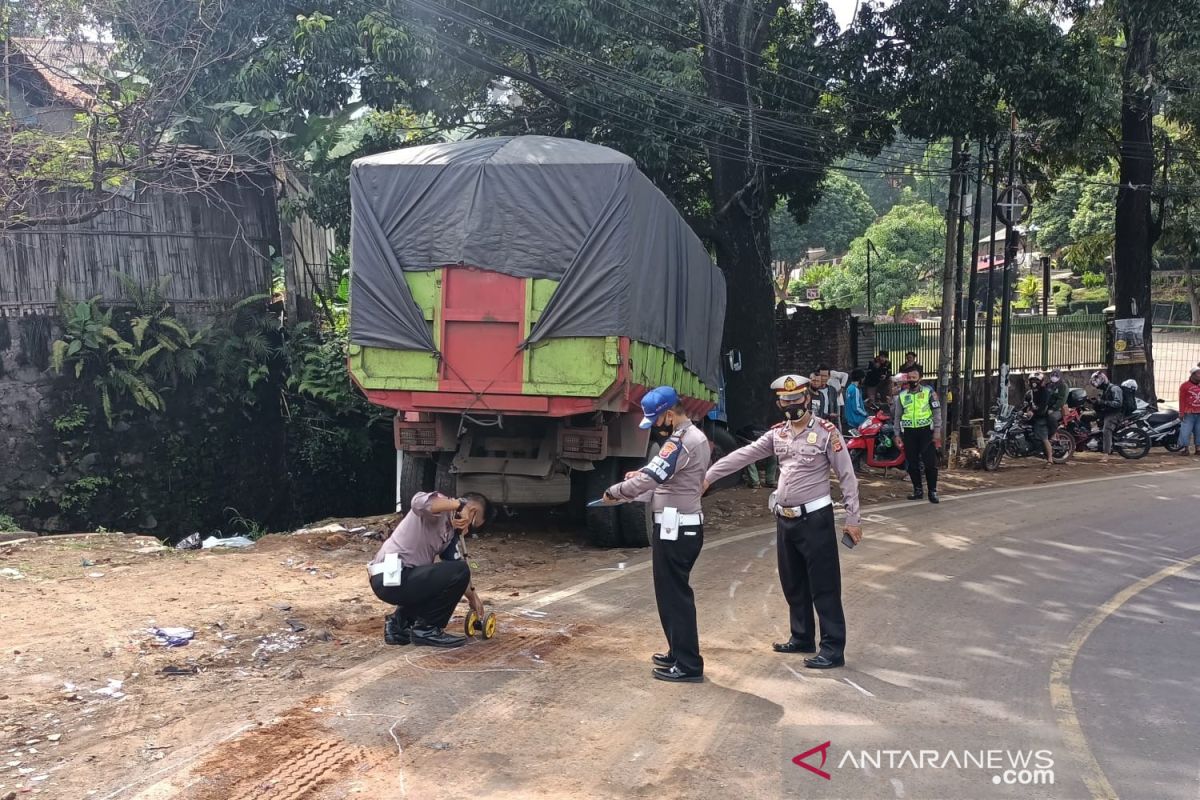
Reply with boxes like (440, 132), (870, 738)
(1, 451), (1197, 799)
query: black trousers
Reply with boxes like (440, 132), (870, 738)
(369, 560), (471, 629)
(902, 426), (938, 492)
(651, 523), (704, 674)
(776, 507), (845, 658)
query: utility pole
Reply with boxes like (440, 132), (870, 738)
(998, 114), (1018, 413)
(983, 141), (1000, 431)
(938, 137), (964, 453)
(962, 142), (985, 446)
(866, 238), (873, 318)
(950, 149), (970, 451)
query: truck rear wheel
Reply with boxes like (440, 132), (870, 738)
(434, 454), (458, 497)
(397, 453), (434, 512)
(584, 458), (622, 548)
(617, 458), (653, 547)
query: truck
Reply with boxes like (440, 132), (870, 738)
(346, 136), (727, 547)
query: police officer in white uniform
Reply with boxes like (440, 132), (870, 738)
(705, 375), (862, 669)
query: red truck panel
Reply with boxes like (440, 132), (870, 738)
(439, 267), (525, 394)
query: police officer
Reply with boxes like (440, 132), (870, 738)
(704, 375), (862, 669)
(894, 365), (942, 503)
(604, 386), (710, 683)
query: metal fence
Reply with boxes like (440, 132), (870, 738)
(1153, 325), (1200, 389)
(876, 314), (1108, 376)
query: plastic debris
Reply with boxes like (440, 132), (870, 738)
(92, 679), (125, 699)
(201, 535), (255, 549)
(46, 735), (61, 743)
(148, 627), (195, 647)
(175, 533), (201, 551)
(159, 665), (198, 677)
(0, 568), (24, 579)
(297, 523), (347, 536)
(285, 619), (307, 633)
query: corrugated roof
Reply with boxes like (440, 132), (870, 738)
(8, 38), (112, 107)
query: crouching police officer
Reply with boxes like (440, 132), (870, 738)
(367, 491), (492, 648)
(704, 375), (862, 669)
(604, 386), (710, 683)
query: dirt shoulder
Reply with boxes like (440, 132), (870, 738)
(0, 450), (1194, 798)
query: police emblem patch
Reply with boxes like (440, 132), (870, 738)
(659, 441), (679, 458)
(831, 433), (844, 452)
(807, 432), (818, 444)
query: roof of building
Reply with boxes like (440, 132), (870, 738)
(7, 38), (113, 107)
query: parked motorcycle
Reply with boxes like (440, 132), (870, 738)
(982, 405), (1074, 471)
(1128, 401), (1184, 453)
(1060, 389), (1152, 459)
(846, 409), (907, 472)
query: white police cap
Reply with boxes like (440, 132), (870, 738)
(770, 374), (810, 400)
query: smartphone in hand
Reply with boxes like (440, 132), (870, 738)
(841, 531), (857, 549)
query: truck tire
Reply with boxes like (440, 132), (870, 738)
(617, 458), (653, 548)
(397, 453), (434, 512)
(584, 458), (622, 548)
(434, 454), (458, 497)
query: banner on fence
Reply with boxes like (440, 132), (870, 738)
(1113, 318), (1146, 364)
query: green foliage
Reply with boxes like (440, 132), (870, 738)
(1081, 272), (1106, 289)
(52, 405), (89, 434)
(224, 507), (269, 540)
(1031, 172), (1085, 254)
(771, 174), (877, 262)
(817, 192), (946, 318)
(1062, 232), (1113, 275)
(1018, 275), (1041, 307)
(0, 514), (20, 533)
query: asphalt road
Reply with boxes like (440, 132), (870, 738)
(134, 466), (1200, 800)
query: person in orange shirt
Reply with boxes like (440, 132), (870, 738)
(1179, 367), (1200, 456)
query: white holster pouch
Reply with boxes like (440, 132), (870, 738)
(382, 552), (402, 587)
(659, 507), (680, 541)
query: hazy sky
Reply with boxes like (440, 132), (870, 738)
(828, 0), (862, 28)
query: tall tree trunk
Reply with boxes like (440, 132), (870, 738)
(698, 0), (779, 429)
(1112, 9), (1158, 397)
(937, 137), (964, 436)
(1184, 257), (1200, 325)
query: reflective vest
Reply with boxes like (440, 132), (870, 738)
(900, 387), (934, 428)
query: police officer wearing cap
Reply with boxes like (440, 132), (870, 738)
(704, 374), (862, 669)
(603, 386), (710, 683)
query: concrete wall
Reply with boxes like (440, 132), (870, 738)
(0, 314), (56, 524)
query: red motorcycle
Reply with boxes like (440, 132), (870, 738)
(846, 409), (907, 471)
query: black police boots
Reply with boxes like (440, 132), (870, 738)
(384, 612), (412, 646)
(410, 622), (467, 648)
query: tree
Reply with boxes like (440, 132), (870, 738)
(1030, 171), (1085, 255)
(770, 172), (875, 262)
(817, 192), (945, 319)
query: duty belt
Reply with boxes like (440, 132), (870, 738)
(653, 512), (704, 526)
(773, 494), (833, 519)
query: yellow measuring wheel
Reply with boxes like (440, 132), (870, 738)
(463, 609), (498, 639)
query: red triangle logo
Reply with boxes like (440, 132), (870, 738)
(793, 740), (832, 780)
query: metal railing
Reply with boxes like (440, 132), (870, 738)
(876, 314), (1108, 376)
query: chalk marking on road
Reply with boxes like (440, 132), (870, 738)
(756, 544), (773, 558)
(843, 678), (875, 698)
(388, 719), (408, 799)
(1155, 495), (1172, 501)
(783, 663), (811, 683)
(729, 580), (742, 599)
(1049, 551), (1200, 800)
(1192, 494), (1200, 499)
(741, 560), (754, 573)
(1133, 483), (1158, 489)
(890, 777), (906, 798)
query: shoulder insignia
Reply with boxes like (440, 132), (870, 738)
(818, 418), (837, 432)
(831, 432), (844, 452)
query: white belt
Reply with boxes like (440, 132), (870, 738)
(773, 495), (832, 519)
(654, 512), (704, 526)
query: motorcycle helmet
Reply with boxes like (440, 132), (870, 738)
(1066, 388), (1088, 408)
(1089, 370), (1107, 387)
(1120, 378), (1138, 392)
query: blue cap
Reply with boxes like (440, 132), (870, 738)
(639, 386), (679, 429)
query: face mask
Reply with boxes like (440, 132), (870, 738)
(908, 380), (920, 390)
(782, 402), (809, 421)
(651, 422), (674, 439)
(1049, 376), (1060, 383)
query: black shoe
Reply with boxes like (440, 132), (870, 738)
(907, 490), (924, 500)
(652, 665), (703, 683)
(772, 639), (816, 654)
(928, 491), (940, 504)
(384, 614), (412, 646)
(803, 654), (845, 670)
(651, 652), (676, 668)
(410, 624), (467, 648)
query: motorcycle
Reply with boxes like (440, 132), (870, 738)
(1128, 399), (1184, 453)
(846, 409), (907, 472)
(1060, 403), (1152, 459)
(982, 405), (1074, 471)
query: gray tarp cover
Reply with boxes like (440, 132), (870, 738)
(349, 135), (726, 390)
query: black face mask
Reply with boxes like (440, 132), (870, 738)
(651, 422), (674, 440)
(782, 402), (809, 421)
(908, 380), (921, 390)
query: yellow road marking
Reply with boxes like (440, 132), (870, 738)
(1049, 552), (1200, 800)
